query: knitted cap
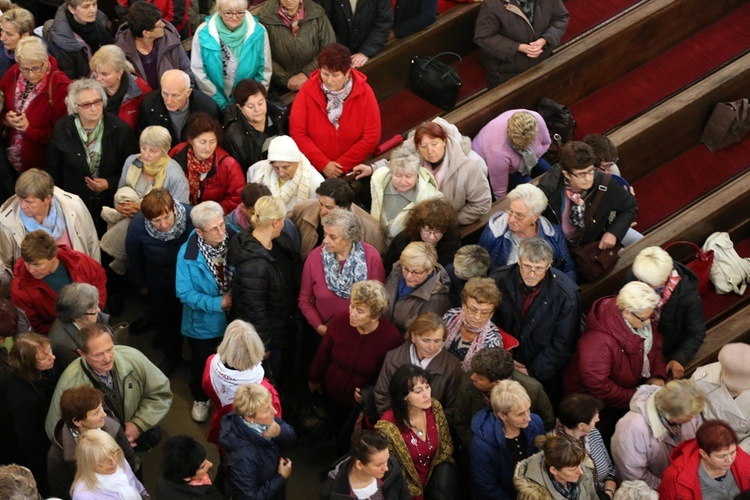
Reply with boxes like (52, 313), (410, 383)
(719, 343), (750, 393)
(268, 135), (302, 163)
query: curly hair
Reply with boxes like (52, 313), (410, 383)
(507, 111), (539, 149)
(402, 198), (458, 240)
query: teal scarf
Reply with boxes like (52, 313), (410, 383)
(216, 14), (248, 58)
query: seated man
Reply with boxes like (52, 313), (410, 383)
(138, 69), (221, 148)
(0, 169), (100, 266)
(10, 231), (106, 334)
(490, 237), (580, 398)
(45, 323), (173, 465)
(44, 0), (114, 80)
(455, 347), (554, 452)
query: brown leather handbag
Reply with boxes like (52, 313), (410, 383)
(701, 98), (750, 152)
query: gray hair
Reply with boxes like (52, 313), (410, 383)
(653, 379), (707, 420)
(89, 44), (135, 74)
(56, 283), (99, 322)
(0, 464), (40, 500)
(507, 184), (548, 217)
(139, 126), (172, 154)
(321, 208), (362, 243)
(65, 79), (108, 116)
(453, 245), (491, 280)
(214, 0), (248, 13)
(612, 481), (659, 500)
(517, 237), (553, 264)
(217, 320), (265, 371)
(160, 69), (191, 91)
(190, 201), (225, 229)
(15, 37), (48, 66)
(388, 147), (421, 176)
(616, 281), (659, 315)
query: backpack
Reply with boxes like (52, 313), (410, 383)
(702, 232), (750, 295)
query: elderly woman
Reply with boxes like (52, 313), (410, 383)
(223, 79), (289, 173)
(228, 196), (301, 379)
(375, 364), (458, 499)
(661, 420), (750, 498)
(290, 43), (380, 177)
(169, 112), (245, 213)
(71, 429), (148, 499)
(443, 277), (518, 371)
(628, 246), (705, 380)
(473, 109), (552, 199)
(7, 333), (59, 497)
(411, 118), (491, 225)
(157, 435), (221, 499)
(474, 0), (568, 88)
(374, 312), (462, 421)
(370, 147), (443, 243)
(0, 7), (35, 80)
(478, 183), (575, 281)
(299, 208), (385, 335)
(385, 241), (451, 332)
(0, 36), (69, 173)
(257, 0), (335, 92)
(114, 1), (193, 91)
(221, 383), (295, 500)
(126, 189), (194, 375)
(470, 380), (545, 499)
(47, 78), (139, 236)
(446, 245), (494, 307)
(384, 198), (460, 275)
(48, 283), (108, 370)
(89, 45), (151, 131)
(203, 320), (282, 447)
(177, 201), (237, 423)
(564, 281), (667, 411)
(614, 481), (658, 500)
(191, 0), (272, 109)
(514, 433), (598, 500)
(554, 394), (617, 498)
(611, 380), (706, 490)
(247, 134), (324, 213)
(47, 386), (135, 500)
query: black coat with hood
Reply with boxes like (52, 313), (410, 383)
(222, 101), (289, 173)
(319, 455), (411, 499)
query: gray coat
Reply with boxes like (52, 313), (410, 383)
(385, 262), (451, 332)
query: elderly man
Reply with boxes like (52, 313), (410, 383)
(137, 69), (220, 147)
(45, 323), (172, 466)
(692, 343), (750, 453)
(290, 177), (385, 259)
(0, 169), (99, 266)
(490, 237), (580, 398)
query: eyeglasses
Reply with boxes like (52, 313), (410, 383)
(220, 10), (245, 17)
(76, 98), (104, 110)
(84, 307), (101, 317)
(18, 64), (45, 75)
(505, 210), (528, 221)
(201, 221), (226, 235)
(402, 266), (427, 277)
(420, 227), (444, 238)
(630, 311), (652, 323)
(465, 304), (494, 319)
(568, 168), (596, 179)
(519, 262), (548, 274)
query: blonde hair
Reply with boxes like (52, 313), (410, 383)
(461, 277), (501, 307)
(490, 379), (530, 415)
(399, 241), (437, 271)
(616, 281), (660, 315)
(350, 280), (388, 318)
(453, 245), (491, 280)
(0, 7), (35, 36)
(251, 196), (285, 227)
(214, 0), (248, 13)
(632, 246), (674, 287)
(233, 383), (272, 418)
(14, 36), (47, 66)
(139, 126), (172, 154)
(654, 379), (707, 420)
(73, 429), (125, 493)
(507, 111), (539, 149)
(90, 44), (135, 74)
(217, 320), (265, 371)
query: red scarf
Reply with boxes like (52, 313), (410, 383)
(187, 147), (213, 205)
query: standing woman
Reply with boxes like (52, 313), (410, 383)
(0, 7), (35, 80)
(47, 79), (139, 236)
(0, 37), (70, 173)
(228, 196), (301, 379)
(191, 0), (272, 109)
(169, 112), (245, 214)
(7, 333), (59, 497)
(375, 364), (458, 500)
(89, 45), (152, 131)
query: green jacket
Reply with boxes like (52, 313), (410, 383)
(257, 0), (336, 89)
(45, 345), (172, 439)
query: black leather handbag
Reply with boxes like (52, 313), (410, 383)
(410, 52), (462, 110)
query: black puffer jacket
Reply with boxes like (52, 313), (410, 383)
(315, 0), (392, 57)
(227, 230), (301, 349)
(222, 101), (289, 173)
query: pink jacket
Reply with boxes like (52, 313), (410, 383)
(298, 242), (385, 330)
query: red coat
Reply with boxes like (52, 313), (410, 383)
(289, 68), (381, 173)
(169, 143), (245, 214)
(562, 296), (667, 409)
(659, 439), (750, 499)
(117, 75), (152, 131)
(0, 56), (70, 172)
(202, 354), (282, 446)
(10, 245), (107, 334)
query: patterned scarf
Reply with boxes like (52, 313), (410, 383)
(145, 201), (187, 241)
(658, 412), (683, 440)
(7, 71), (46, 170)
(548, 470), (580, 500)
(74, 115), (104, 174)
(18, 195), (67, 240)
(322, 76), (353, 129)
(624, 316), (653, 377)
(243, 418), (271, 438)
(655, 269), (681, 319)
(517, 0), (536, 23)
(187, 147), (214, 205)
(442, 307), (502, 371)
(564, 179), (588, 229)
(322, 240), (368, 298)
(197, 233), (233, 294)
(253, 157), (312, 206)
(278, 2), (305, 36)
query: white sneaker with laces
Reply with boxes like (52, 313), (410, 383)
(191, 400), (210, 422)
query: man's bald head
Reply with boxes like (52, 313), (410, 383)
(160, 70), (192, 112)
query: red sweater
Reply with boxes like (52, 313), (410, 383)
(289, 69), (381, 173)
(10, 245), (107, 334)
(309, 311), (403, 406)
(117, 76), (152, 131)
(298, 242), (386, 330)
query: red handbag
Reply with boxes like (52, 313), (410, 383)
(663, 241), (714, 294)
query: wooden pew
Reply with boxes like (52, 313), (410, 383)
(684, 302), (750, 377)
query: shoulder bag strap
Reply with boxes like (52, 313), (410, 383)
(584, 173), (611, 228)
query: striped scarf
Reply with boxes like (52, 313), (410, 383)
(197, 233), (233, 293)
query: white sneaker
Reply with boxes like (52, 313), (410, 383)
(191, 400), (210, 422)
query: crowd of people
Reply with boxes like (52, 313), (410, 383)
(0, 0), (743, 498)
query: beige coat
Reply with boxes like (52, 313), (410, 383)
(384, 262), (451, 332)
(290, 198), (386, 260)
(514, 451), (599, 500)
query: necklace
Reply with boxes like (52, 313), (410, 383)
(408, 409), (426, 438)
